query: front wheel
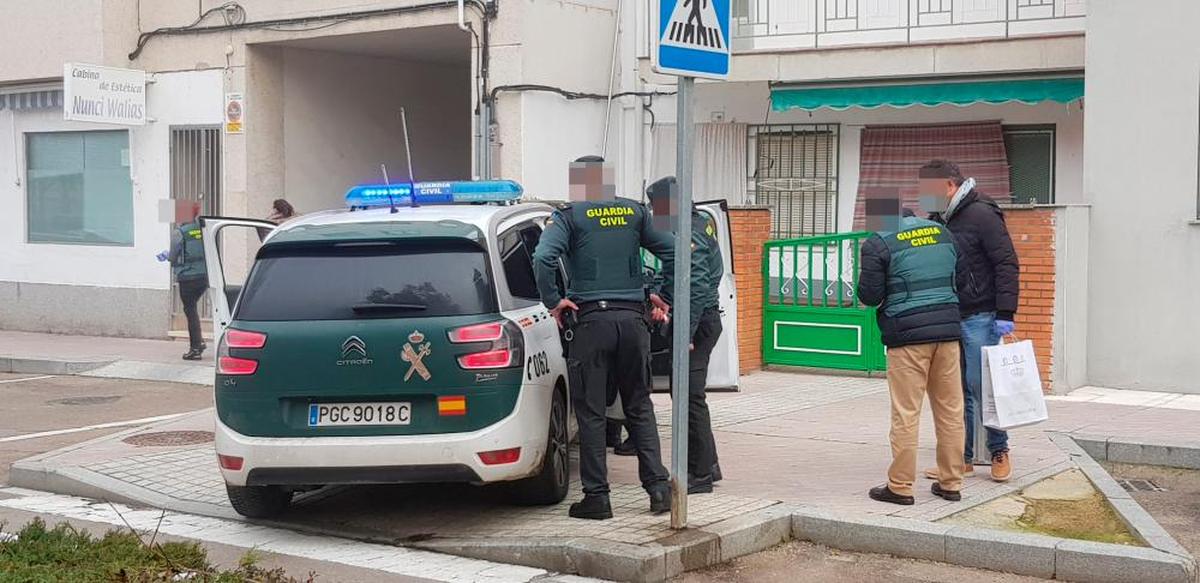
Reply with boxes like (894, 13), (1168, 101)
(226, 484), (292, 518)
(509, 389), (570, 506)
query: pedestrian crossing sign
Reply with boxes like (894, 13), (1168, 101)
(653, 0), (731, 80)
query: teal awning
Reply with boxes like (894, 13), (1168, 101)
(771, 77), (1084, 112)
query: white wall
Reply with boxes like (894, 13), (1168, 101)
(0, 0), (104, 83)
(1083, 0), (1200, 392)
(281, 48), (471, 214)
(0, 70), (224, 290)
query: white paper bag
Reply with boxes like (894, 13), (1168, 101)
(981, 339), (1048, 430)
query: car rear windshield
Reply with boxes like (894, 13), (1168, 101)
(235, 240), (497, 321)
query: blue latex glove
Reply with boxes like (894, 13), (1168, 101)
(994, 320), (1015, 337)
(155, 250), (169, 262)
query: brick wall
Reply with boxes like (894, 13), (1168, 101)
(729, 207), (772, 374)
(1004, 208), (1056, 392)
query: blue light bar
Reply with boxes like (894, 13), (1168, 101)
(345, 180), (523, 208)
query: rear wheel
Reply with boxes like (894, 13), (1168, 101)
(510, 388), (570, 505)
(226, 484), (292, 518)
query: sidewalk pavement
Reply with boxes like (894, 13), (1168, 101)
(6, 329), (1200, 580)
(0, 330), (213, 384)
(4, 326), (1200, 517)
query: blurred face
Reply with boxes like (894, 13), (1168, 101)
(918, 177), (957, 213)
(864, 187), (901, 232)
(649, 184), (678, 233)
(569, 162), (616, 201)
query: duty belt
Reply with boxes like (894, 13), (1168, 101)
(576, 300), (644, 319)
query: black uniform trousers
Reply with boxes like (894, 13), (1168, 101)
(178, 278), (208, 350)
(666, 305), (723, 477)
(570, 308), (668, 496)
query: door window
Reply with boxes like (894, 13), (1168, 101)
(498, 224), (541, 301)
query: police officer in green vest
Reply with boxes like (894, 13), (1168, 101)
(645, 176), (723, 494)
(168, 202), (209, 361)
(532, 156), (676, 520)
(858, 206), (966, 506)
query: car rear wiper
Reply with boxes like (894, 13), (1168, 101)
(351, 303), (427, 313)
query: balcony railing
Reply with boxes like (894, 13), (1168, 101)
(732, 0), (1085, 52)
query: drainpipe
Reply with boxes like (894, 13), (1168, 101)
(459, 0), (481, 178)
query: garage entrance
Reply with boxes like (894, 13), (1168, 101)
(247, 25), (473, 218)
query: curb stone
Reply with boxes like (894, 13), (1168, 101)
(0, 356), (114, 375)
(1050, 432), (1195, 560)
(1072, 434), (1200, 471)
(1056, 539), (1197, 583)
(944, 525), (1057, 579)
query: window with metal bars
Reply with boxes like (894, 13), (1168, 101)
(1002, 124), (1055, 205)
(748, 124), (840, 239)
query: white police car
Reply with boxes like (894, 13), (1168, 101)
(200, 181), (573, 518)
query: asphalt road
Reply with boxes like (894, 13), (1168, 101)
(0, 372), (214, 484)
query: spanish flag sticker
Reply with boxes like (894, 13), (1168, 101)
(438, 395), (467, 416)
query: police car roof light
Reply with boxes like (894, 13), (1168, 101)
(345, 180), (523, 209)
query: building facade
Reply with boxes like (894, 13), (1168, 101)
(0, 0), (650, 338)
(1, 0), (1197, 393)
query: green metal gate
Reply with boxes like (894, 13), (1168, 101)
(762, 231), (886, 372)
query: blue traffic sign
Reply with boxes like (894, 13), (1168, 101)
(654, 0), (731, 79)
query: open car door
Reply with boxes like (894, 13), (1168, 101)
(696, 200), (739, 390)
(198, 217), (277, 346)
(648, 201), (740, 391)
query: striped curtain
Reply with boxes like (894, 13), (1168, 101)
(853, 121), (1011, 229)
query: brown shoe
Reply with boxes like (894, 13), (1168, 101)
(991, 450), (1012, 482)
(923, 464), (975, 480)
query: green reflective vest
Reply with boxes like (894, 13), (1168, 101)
(532, 199), (675, 308)
(881, 216), (957, 317)
(173, 221), (207, 282)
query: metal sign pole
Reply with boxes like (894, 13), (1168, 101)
(670, 75), (694, 530)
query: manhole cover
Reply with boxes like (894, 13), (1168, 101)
(122, 431), (214, 447)
(47, 395), (122, 406)
(1119, 478), (1167, 492)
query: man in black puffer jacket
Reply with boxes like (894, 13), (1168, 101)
(918, 160), (1020, 484)
(858, 207), (965, 506)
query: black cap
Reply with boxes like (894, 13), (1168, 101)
(574, 155), (605, 163)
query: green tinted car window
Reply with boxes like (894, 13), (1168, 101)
(236, 241), (497, 320)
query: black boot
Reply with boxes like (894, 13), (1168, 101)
(568, 494), (612, 520)
(606, 419), (622, 448)
(931, 482), (961, 502)
(648, 484), (670, 515)
(182, 347), (204, 361)
(868, 485), (914, 506)
(688, 474), (714, 494)
(712, 462), (723, 483)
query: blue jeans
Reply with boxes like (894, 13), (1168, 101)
(961, 312), (1009, 461)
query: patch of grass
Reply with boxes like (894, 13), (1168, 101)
(0, 518), (312, 582)
(1016, 493), (1143, 546)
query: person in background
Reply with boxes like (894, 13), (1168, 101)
(918, 160), (1020, 484)
(168, 202), (208, 361)
(858, 190), (965, 505)
(645, 176), (723, 493)
(267, 198), (296, 223)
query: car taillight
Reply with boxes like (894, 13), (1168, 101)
(478, 447), (521, 465)
(452, 320), (524, 370)
(448, 321), (504, 343)
(217, 454), (244, 471)
(458, 349), (514, 369)
(218, 356), (258, 375)
(217, 328), (265, 376)
(225, 329), (267, 349)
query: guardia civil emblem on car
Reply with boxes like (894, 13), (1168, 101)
(402, 330), (432, 381)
